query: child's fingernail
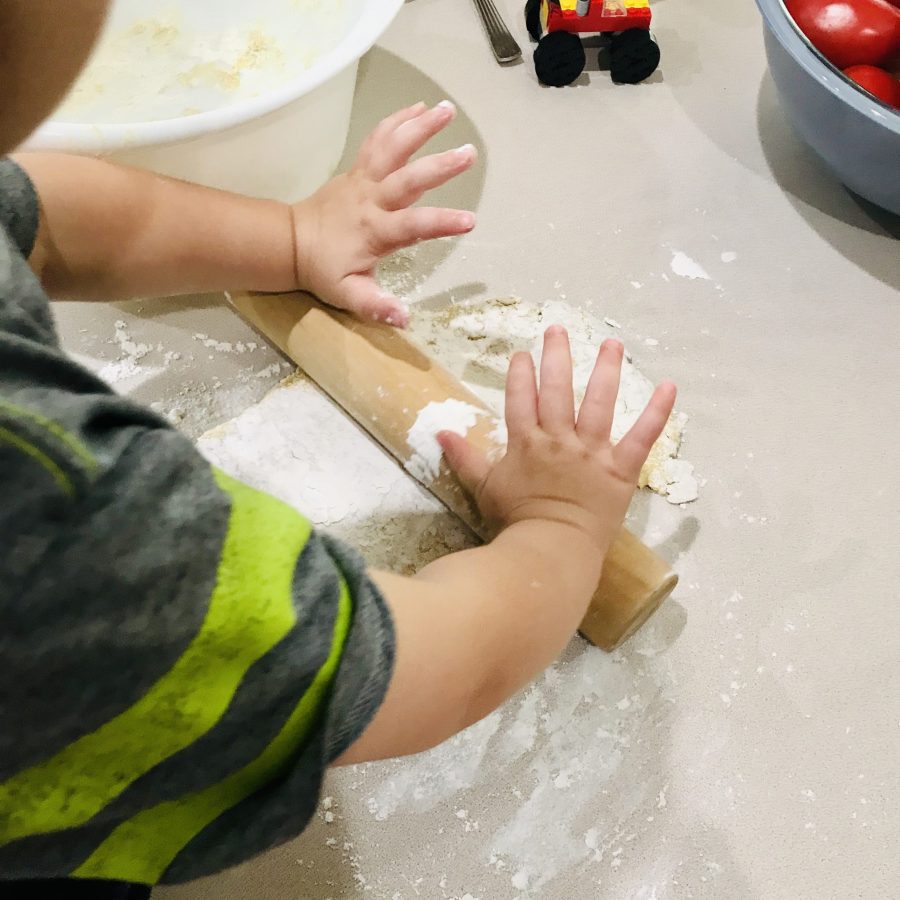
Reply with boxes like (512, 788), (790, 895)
(455, 143), (476, 159)
(437, 100), (456, 114)
(382, 301), (410, 328)
(385, 314), (408, 329)
(460, 211), (476, 229)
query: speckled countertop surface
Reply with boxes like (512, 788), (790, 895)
(57, 0), (899, 897)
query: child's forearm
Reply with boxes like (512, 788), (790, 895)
(338, 520), (604, 764)
(15, 152), (296, 300)
(418, 519), (604, 712)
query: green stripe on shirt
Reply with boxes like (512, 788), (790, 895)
(0, 424), (75, 497)
(74, 574), (353, 885)
(0, 468), (311, 845)
(0, 397), (98, 475)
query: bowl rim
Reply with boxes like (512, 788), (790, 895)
(757, 0), (900, 135)
(25, 0), (405, 153)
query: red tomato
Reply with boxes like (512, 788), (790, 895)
(843, 63), (900, 105)
(786, 0), (900, 69)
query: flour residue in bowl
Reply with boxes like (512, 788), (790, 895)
(56, 1), (350, 123)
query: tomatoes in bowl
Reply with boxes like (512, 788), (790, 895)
(785, 0), (900, 69)
(843, 62), (900, 104)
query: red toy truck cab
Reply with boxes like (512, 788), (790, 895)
(526, 0), (660, 87)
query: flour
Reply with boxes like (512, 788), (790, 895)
(193, 333), (260, 353)
(405, 399), (485, 482)
(358, 632), (678, 892)
(669, 250), (711, 281)
(198, 373), (473, 574)
(97, 319), (159, 386)
(511, 869), (530, 890)
(651, 459), (699, 506)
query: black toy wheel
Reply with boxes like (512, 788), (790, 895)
(534, 31), (586, 87)
(525, 0), (542, 42)
(608, 29), (660, 85)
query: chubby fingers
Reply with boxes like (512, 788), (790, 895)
(504, 351), (538, 442)
(438, 431), (491, 495)
(576, 339), (624, 445)
(356, 103), (427, 174)
(537, 326), (576, 436)
(326, 274), (410, 328)
(379, 143), (477, 211)
(359, 103), (426, 158)
(614, 381), (677, 481)
(374, 207), (475, 255)
(365, 100), (458, 181)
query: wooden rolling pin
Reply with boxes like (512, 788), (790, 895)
(228, 290), (678, 650)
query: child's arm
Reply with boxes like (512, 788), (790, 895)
(336, 329), (676, 764)
(14, 102), (474, 327)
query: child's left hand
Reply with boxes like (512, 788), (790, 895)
(290, 101), (477, 328)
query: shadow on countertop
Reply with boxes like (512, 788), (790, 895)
(755, 74), (900, 292)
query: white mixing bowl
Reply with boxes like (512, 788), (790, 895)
(26, 0), (404, 201)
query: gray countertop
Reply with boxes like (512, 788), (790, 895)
(61, 0), (898, 897)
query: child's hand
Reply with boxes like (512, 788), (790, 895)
(290, 102), (477, 328)
(339, 329), (676, 765)
(439, 328), (677, 556)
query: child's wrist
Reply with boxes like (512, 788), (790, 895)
(497, 518), (607, 582)
(288, 200), (317, 293)
(232, 196), (299, 294)
(499, 503), (613, 560)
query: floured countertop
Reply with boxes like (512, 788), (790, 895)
(195, 285), (697, 569)
(194, 305), (694, 898)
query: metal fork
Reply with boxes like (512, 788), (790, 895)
(472, 0), (522, 64)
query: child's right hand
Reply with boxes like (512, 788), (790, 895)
(338, 330), (677, 764)
(439, 327), (677, 557)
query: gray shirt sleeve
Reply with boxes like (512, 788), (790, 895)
(0, 158), (395, 885)
(0, 158), (39, 258)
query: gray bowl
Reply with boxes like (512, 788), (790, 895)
(757, 0), (900, 215)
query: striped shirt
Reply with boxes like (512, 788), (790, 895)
(0, 159), (394, 886)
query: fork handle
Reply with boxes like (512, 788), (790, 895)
(472, 0), (522, 64)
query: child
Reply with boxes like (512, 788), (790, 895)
(0, 2), (676, 898)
